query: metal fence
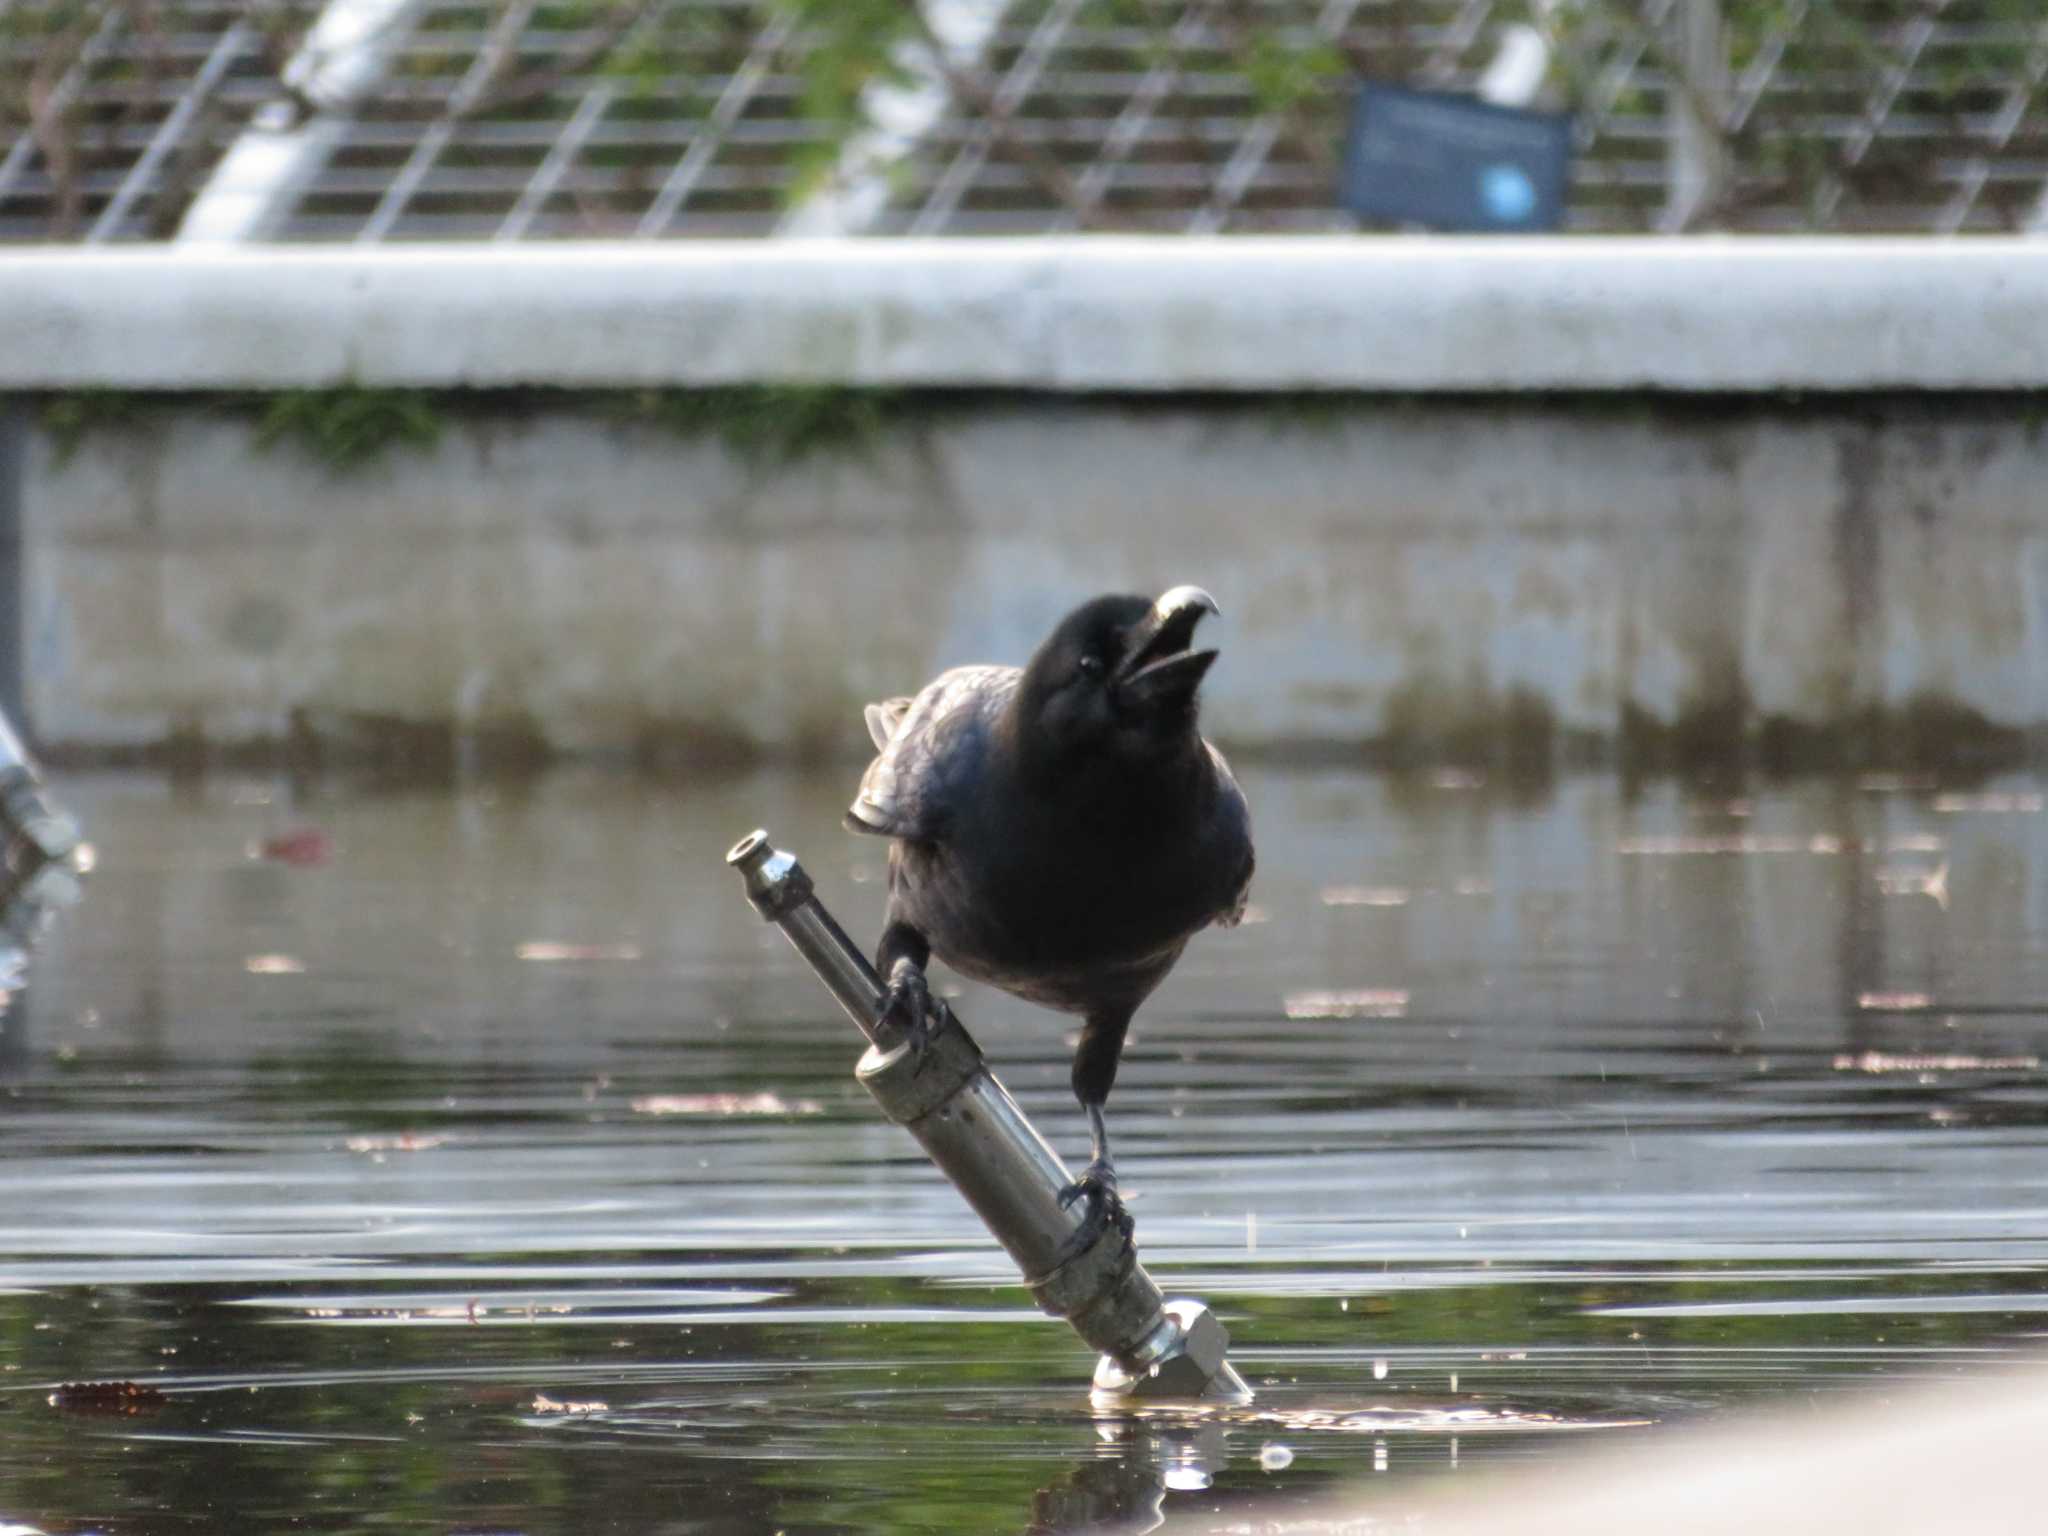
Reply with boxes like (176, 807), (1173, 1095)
(1, 0), (2043, 241)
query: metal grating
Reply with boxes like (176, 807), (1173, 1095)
(0, 2), (324, 241)
(309, 0), (835, 239)
(1563, 0), (2048, 233)
(879, 0), (2048, 234)
(1, 0), (2045, 241)
(894, 0), (1506, 234)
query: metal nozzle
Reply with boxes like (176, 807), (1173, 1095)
(728, 829), (1251, 1403)
(726, 828), (894, 1049)
(726, 829), (812, 922)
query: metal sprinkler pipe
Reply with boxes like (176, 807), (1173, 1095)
(727, 829), (1250, 1403)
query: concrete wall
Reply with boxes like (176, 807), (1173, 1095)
(22, 392), (2048, 767)
(9, 239), (2047, 768)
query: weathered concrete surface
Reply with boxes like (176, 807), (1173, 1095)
(2, 239), (2047, 391)
(20, 395), (2048, 766)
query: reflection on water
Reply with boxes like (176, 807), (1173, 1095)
(5, 767), (2048, 1533)
(0, 853), (83, 1081)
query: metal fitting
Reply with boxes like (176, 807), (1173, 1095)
(854, 1016), (980, 1121)
(727, 830), (813, 922)
(726, 829), (896, 1049)
(728, 829), (1251, 1403)
(1092, 1299), (1249, 1401)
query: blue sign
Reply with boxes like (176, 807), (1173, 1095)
(1341, 84), (1572, 232)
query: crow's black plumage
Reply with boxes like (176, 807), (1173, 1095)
(846, 586), (1254, 1250)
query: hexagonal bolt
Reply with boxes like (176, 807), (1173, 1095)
(1094, 1300), (1250, 1402)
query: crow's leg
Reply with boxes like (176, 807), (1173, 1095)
(875, 921), (936, 1055)
(1053, 1013), (1135, 1264)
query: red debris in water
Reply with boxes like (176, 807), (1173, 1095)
(255, 828), (333, 866)
(49, 1380), (169, 1415)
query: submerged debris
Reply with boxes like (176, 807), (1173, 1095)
(1318, 885), (1410, 908)
(344, 1133), (448, 1154)
(48, 1380), (168, 1415)
(248, 828), (333, 866)
(1887, 834), (1947, 853)
(516, 941), (642, 962)
(1834, 1051), (2038, 1074)
(1283, 989), (1410, 1020)
(1617, 834), (1844, 856)
(1857, 991), (1933, 1011)
(1932, 793), (2043, 815)
(1874, 861), (1949, 907)
(629, 1092), (823, 1117)
(531, 1393), (607, 1415)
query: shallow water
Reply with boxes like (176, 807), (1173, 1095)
(5, 766), (2048, 1533)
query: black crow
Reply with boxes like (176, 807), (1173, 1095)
(845, 586), (1254, 1251)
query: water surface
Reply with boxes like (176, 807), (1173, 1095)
(5, 766), (2048, 1533)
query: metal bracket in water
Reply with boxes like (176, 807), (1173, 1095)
(727, 829), (1251, 1404)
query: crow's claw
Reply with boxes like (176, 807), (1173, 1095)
(879, 959), (937, 1065)
(1050, 1160), (1132, 1270)
(1057, 1158), (1118, 1212)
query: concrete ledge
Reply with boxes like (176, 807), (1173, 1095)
(4, 237), (2047, 393)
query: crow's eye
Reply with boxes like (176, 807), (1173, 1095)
(1077, 654), (1104, 677)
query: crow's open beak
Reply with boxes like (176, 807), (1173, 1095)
(1116, 585), (1220, 707)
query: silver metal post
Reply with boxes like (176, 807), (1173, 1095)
(727, 829), (1250, 1403)
(0, 708), (81, 876)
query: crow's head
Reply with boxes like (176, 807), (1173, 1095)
(1017, 586), (1221, 756)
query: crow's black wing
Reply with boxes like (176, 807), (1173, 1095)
(845, 665), (1018, 841)
(1218, 843), (1256, 927)
(1208, 741), (1256, 927)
